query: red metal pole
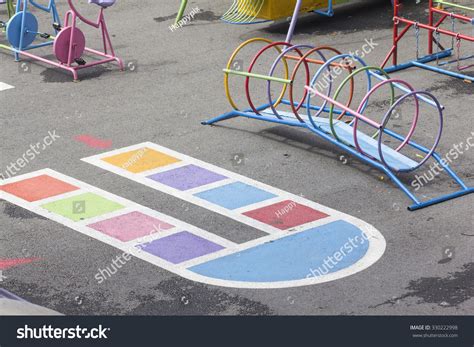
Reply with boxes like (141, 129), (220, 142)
(429, 0), (434, 54)
(381, 22), (412, 68)
(432, 7), (472, 23)
(397, 17), (474, 42)
(393, 0), (399, 65)
(433, 14), (448, 28)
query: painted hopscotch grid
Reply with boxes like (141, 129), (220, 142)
(1, 169), (386, 289)
(1, 169), (234, 272)
(81, 142), (357, 235)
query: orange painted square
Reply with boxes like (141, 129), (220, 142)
(1, 175), (80, 202)
(102, 148), (181, 173)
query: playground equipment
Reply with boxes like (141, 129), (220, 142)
(176, 0), (336, 25)
(5, 0), (123, 81)
(5, 0), (61, 53)
(176, 0), (189, 24)
(0, 0), (14, 26)
(382, 0), (474, 82)
(201, 0), (473, 210)
(0, 0), (16, 51)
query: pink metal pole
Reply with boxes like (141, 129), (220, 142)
(304, 86), (382, 129)
(429, 0), (434, 54)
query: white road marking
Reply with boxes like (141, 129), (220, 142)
(0, 82), (14, 92)
(2, 169), (386, 289)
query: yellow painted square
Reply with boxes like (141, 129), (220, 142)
(102, 148), (181, 173)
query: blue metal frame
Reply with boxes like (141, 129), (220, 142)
(314, 0), (334, 17)
(10, 0), (61, 60)
(384, 49), (474, 83)
(203, 100), (473, 212)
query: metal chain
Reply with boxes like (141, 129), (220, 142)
(456, 36), (461, 70)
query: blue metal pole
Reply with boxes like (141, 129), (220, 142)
(412, 61), (474, 82)
(227, 110), (307, 127)
(409, 188), (474, 211)
(315, 0), (334, 17)
(431, 153), (469, 189)
(368, 70), (444, 109)
(16, 0), (27, 61)
(202, 104), (270, 125)
(384, 50), (452, 73)
(24, 41), (55, 50)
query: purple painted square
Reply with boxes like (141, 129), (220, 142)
(138, 231), (224, 264)
(88, 211), (174, 242)
(147, 165), (227, 191)
(0, 289), (25, 302)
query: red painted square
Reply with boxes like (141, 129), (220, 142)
(243, 200), (329, 230)
(1, 175), (79, 202)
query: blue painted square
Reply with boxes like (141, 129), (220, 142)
(194, 182), (276, 210)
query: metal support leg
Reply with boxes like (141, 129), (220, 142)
(175, 0), (188, 24)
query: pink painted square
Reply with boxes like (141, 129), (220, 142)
(88, 211), (174, 242)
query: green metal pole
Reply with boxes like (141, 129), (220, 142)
(175, 0), (188, 24)
(433, 0), (474, 12)
(223, 69), (292, 84)
(8, 0), (14, 17)
(6, 0), (14, 18)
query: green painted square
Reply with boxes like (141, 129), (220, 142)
(41, 192), (125, 222)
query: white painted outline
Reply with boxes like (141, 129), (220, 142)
(1, 169), (235, 258)
(80, 143), (386, 288)
(81, 143), (385, 233)
(2, 169), (386, 289)
(0, 82), (14, 92)
(82, 142), (335, 234)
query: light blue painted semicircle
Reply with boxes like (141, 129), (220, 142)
(189, 220), (370, 283)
